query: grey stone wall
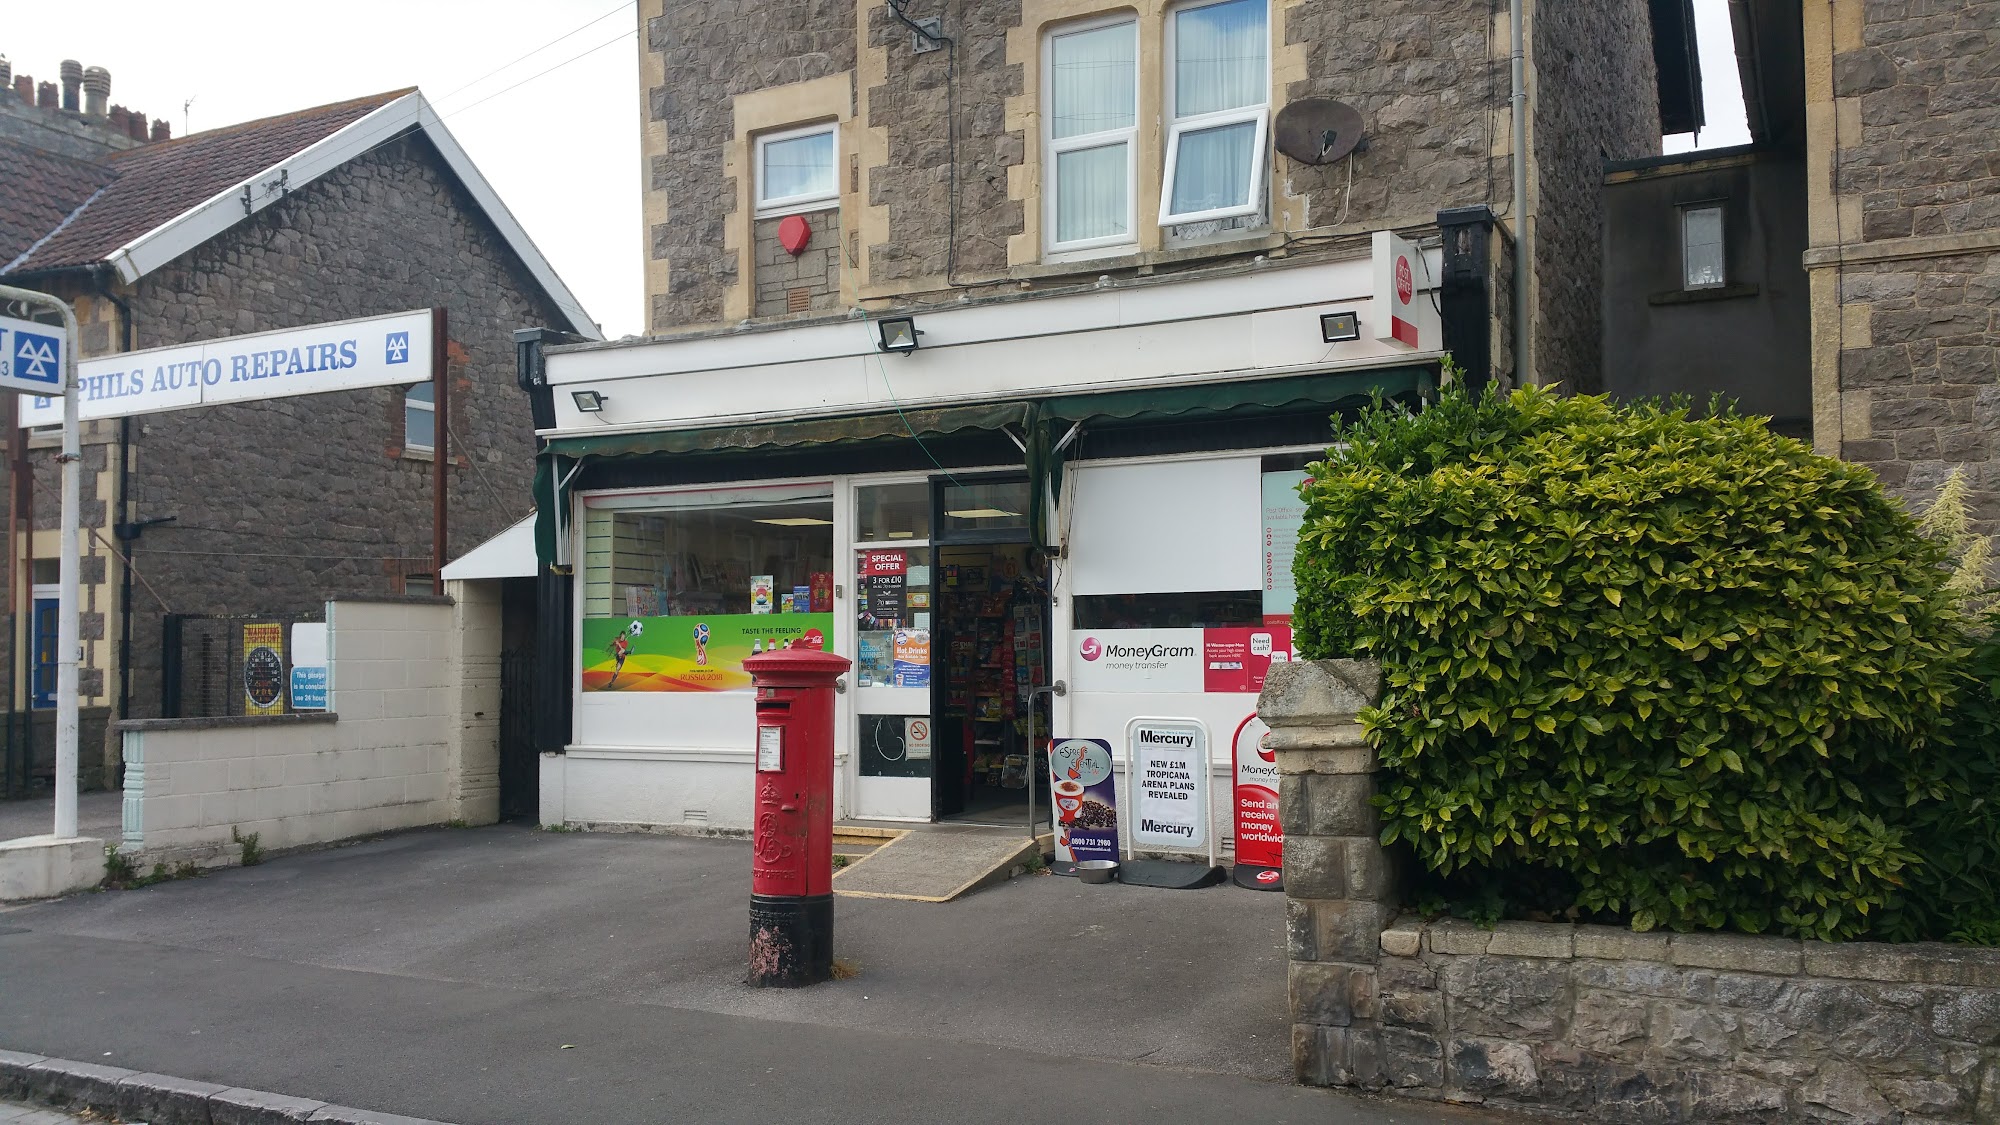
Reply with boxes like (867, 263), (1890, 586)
(644, 0), (857, 329)
(20, 133), (568, 723)
(1530, 0), (1663, 394)
(861, 0), (1023, 285)
(1376, 919), (2000, 1122)
(1265, 656), (2000, 1123)
(1830, 0), (2000, 520)
(754, 208), (843, 317)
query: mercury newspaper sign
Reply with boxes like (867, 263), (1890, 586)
(0, 313), (67, 396)
(18, 308), (433, 425)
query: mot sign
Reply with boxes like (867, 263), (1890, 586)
(19, 308), (432, 425)
(0, 313), (66, 396)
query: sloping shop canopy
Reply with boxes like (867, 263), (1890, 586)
(533, 366), (1434, 567)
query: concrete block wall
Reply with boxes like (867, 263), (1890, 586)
(445, 580), (501, 826)
(117, 598), (460, 865)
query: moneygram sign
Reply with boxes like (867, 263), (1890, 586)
(18, 308), (432, 426)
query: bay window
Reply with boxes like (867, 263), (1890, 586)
(1045, 16), (1139, 252)
(1159, 0), (1269, 226)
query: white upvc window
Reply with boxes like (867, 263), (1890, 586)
(404, 382), (435, 453)
(755, 123), (839, 216)
(1159, 0), (1270, 227)
(1044, 15), (1139, 253)
(1682, 203), (1726, 289)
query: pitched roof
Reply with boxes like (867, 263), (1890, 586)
(5, 90), (408, 275)
(0, 140), (118, 270)
(0, 88), (598, 338)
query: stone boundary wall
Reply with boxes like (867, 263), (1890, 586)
(1260, 659), (2000, 1124)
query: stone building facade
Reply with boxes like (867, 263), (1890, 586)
(636, 0), (1675, 391)
(1806, 0), (2000, 517)
(0, 80), (595, 790)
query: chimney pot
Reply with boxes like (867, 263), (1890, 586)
(150, 118), (170, 142)
(59, 59), (81, 112)
(82, 65), (110, 117)
(108, 105), (130, 132)
(12, 75), (30, 103)
(37, 80), (57, 109)
(126, 111), (148, 141)
(0, 58), (11, 91)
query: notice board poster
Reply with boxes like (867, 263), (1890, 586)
(1049, 738), (1117, 863)
(891, 628), (931, 687)
(1262, 470), (1309, 625)
(859, 549), (907, 629)
(243, 623), (285, 716)
(581, 613), (832, 692)
(1129, 720), (1209, 852)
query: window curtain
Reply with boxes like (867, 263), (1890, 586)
(1052, 21), (1135, 243)
(1173, 0), (1267, 117)
(1169, 121), (1255, 214)
(762, 131), (835, 202)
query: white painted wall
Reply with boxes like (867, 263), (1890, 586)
(446, 580), (503, 826)
(119, 599), (468, 865)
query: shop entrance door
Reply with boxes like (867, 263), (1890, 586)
(850, 482), (935, 821)
(927, 476), (1049, 824)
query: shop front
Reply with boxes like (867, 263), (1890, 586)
(531, 245), (1442, 840)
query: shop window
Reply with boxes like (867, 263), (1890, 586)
(579, 488), (835, 693)
(1159, 0), (1269, 227)
(1682, 204), (1726, 289)
(1044, 16), (1139, 252)
(30, 589), (57, 710)
(756, 123), (838, 216)
(403, 383), (435, 453)
(940, 479), (1031, 537)
(1072, 590), (1263, 630)
(856, 482), (931, 542)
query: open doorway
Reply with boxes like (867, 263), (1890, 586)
(928, 479), (1050, 824)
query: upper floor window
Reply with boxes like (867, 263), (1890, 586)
(1045, 17), (1139, 252)
(404, 382), (435, 453)
(1681, 204), (1725, 289)
(756, 123), (838, 216)
(1160, 0), (1270, 226)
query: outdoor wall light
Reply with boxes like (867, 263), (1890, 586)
(572, 389), (608, 412)
(876, 316), (921, 354)
(1320, 311), (1361, 343)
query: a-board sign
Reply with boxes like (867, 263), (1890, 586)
(1049, 737), (1117, 863)
(1126, 718), (1211, 854)
(19, 308), (432, 426)
(0, 314), (66, 396)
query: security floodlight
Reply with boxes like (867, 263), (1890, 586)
(876, 316), (920, 354)
(572, 389), (607, 412)
(1320, 311), (1361, 343)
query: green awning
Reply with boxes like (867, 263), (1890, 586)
(1040, 366), (1433, 424)
(544, 401), (1031, 460)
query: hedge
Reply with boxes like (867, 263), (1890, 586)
(1292, 384), (1989, 940)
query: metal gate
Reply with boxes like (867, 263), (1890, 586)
(161, 612), (323, 719)
(498, 647), (537, 820)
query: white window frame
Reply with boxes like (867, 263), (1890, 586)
(403, 382), (435, 453)
(1681, 202), (1726, 290)
(1158, 0), (1271, 228)
(1043, 13), (1141, 256)
(755, 122), (840, 218)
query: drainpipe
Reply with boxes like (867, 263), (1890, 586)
(94, 271), (135, 734)
(1510, 0), (1532, 383)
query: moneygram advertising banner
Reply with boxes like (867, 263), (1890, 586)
(19, 308), (434, 426)
(1071, 625), (1294, 694)
(582, 613), (833, 692)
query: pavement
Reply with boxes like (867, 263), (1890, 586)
(0, 824), (1519, 1124)
(0, 1102), (84, 1125)
(0, 793), (121, 843)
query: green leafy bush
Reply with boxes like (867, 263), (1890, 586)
(1293, 384), (1972, 940)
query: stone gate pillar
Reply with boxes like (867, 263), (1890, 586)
(1257, 658), (1391, 1087)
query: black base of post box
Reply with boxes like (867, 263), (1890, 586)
(747, 892), (834, 987)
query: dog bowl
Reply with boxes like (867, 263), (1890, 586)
(1076, 859), (1120, 884)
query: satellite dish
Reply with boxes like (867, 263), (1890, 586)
(1273, 97), (1366, 165)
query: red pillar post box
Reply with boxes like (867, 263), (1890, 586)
(744, 644), (850, 988)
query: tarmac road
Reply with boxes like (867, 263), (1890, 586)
(0, 824), (1520, 1124)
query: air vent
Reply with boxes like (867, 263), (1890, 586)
(684, 808), (708, 825)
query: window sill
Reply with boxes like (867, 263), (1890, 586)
(398, 446), (435, 463)
(1649, 283), (1760, 306)
(755, 199), (840, 221)
(1026, 227), (1284, 280)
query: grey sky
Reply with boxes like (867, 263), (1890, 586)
(7, 1), (1749, 342)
